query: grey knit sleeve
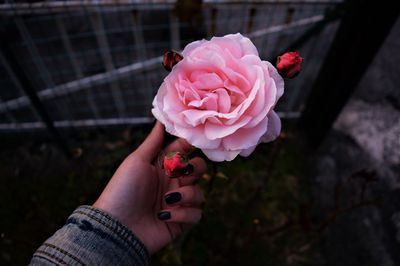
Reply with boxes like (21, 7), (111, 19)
(29, 205), (150, 266)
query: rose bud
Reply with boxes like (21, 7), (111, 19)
(162, 50), (183, 72)
(163, 151), (191, 178)
(276, 51), (303, 79)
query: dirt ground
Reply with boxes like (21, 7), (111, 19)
(0, 123), (319, 266)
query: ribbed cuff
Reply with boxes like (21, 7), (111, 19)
(30, 205), (150, 266)
(72, 205), (150, 264)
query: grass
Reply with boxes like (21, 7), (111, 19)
(157, 125), (315, 265)
(0, 123), (315, 266)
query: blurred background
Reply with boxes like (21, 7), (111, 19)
(0, 0), (399, 265)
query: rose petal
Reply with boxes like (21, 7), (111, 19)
(223, 80), (245, 96)
(204, 115), (252, 140)
(214, 88), (231, 113)
(181, 109), (209, 127)
(188, 93), (218, 112)
(174, 124), (221, 149)
(223, 67), (252, 94)
(222, 116), (268, 150)
(183, 87), (200, 104)
(177, 54), (225, 73)
(239, 54), (262, 85)
(210, 35), (244, 58)
(163, 85), (185, 114)
(264, 61), (284, 100)
(151, 105), (167, 127)
(224, 33), (259, 57)
(239, 145), (257, 157)
(193, 73), (223, 91)
(244, 67), (278, 128)
(189, 45), (227, 67)
(202, 147), (241, 162)
(260, 111), (281, 143)
(182, 39), (207, 57)
(224, 66), (263, 126)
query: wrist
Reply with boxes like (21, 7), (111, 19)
(92, 201), (158, 255)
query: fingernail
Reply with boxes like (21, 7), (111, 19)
(165, 192), (182, 205)
(183, 164), (194, 175)
(158, 211), (171, 220)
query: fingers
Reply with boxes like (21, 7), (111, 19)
(158, 207), (202, 224)
(158, 185), (204, 224)
(178, 157), (207, 186)
(164, 185), (205, 206)
(135, 121), (164, 161)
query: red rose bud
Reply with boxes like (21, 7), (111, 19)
(163, 151), (190, 177)
(276, 51), (303, 79)
(162, 50), (183, 72)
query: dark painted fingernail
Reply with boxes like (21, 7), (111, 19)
(183, 164), (194, 175)
(158, 211), (171, 220)
(165, 192), (182, 205)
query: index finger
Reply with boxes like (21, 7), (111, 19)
(135, 121), (164, 161)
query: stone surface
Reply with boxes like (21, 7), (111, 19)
(312, 16), (400, 266)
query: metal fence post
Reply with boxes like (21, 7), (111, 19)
(300, 0), (399, 148)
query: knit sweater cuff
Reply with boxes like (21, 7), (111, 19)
(30, 205), (150, 266)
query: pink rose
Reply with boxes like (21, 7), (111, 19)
(152, 33), (284, 161)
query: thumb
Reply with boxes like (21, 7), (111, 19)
(135, 121), (164, 161)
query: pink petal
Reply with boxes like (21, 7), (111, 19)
(182, 109), (216, 127)
(223, 80), (245, 96)
(224, 67), (263, 126)
(183, 87), (200, 104)
(189, 70), (207, 82)
(244, 67), (278, 128)
(152, 82), (174, 127)
(239, 145), (257, 157)
(224, 33), (259, 57)
(151, 104), (167, 126)
(188, 93), (218, 111)
(209, 35), (243, 58)
(177, 54), (225, 73)
(223, 66), (251, 92)
(193, 73), (223, 90)
(239, 55), (262, 85)
(260, 111), (281, 143)
(207, 116), (223, 125)
(222, 116), (268, 150)
(264, 61), (284, 100)
(163, 85), (185, 114)
(204, 115), (252, 140)
(202, 147), (241, 162)
(214, 88), (231, 113)
(174, 124), (221, 149)
(182, 39), (207, 57)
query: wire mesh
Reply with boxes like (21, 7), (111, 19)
(0, 0), (343, 132)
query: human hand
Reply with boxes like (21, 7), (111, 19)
(93, 122), (207, 254)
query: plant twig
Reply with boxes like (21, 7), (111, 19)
(206, 162), (218, 196)
(225, 135), (286, 253)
